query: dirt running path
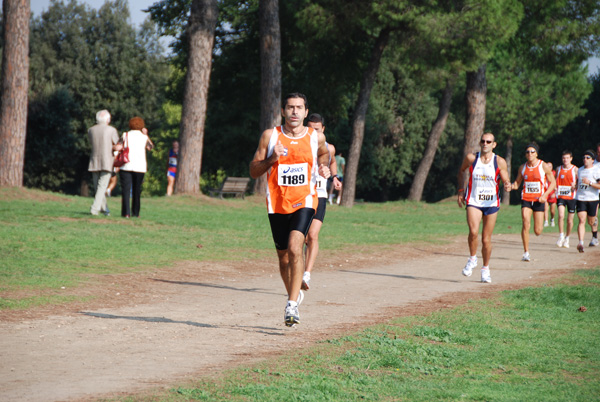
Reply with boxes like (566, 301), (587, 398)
(1, 232), (598, 402)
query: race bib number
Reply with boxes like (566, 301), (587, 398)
(579, 183), (589, 191)
(477, 187), (496, 201)
(278, 163), (308, 187)
(558, 185), (571, 196)
(168, 157), (177, 166)
(525, 182), (541, 194)
(316, 177), (325, 190)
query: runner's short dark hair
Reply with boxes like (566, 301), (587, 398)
(308, 113), (324, 126)
(562, 150), (572, 157)
(283, 92), (308, 108)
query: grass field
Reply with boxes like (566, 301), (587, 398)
(2, 188), (599, 401)
(0, 187), (526, 309)
(113, 269), (600, 402)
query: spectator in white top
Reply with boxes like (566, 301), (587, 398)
(119, 117), (154, 218)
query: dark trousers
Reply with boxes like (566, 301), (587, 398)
(120, 170), (145, 217)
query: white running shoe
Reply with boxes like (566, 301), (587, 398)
(284, 303), (300, 327)
(563, 237), (570, 248)
(521, 252), (531, 262)
(589, 237), (599, 247)
(301, 272), (311, 290)
(481, 269), (492, 283)
(556, 236), (564, 248)
(544, 220), (549, 227)
(551, 219), (555, 227)
(462, 257), (477, 277)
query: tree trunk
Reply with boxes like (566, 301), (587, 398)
(0, 0), (30, 187)
(463, 65), (487, 158)
(458, 65), (486, 191)
(407, 76), (456, 201)
(502, 135), (513, 205)
(341, 28), (390, 208)
(175, 0), (218, 195)
(254, 0), (282, 196)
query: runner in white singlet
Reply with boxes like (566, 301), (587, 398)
(457, 133), (511, 283)
(303, 113), (342, 291)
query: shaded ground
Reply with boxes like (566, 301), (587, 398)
(1, 232), (598, 402)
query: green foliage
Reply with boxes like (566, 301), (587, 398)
(21, 0), (600, 202)
(538, 72), (600, 166)
(516, 0), (600, 71)
(24, 88), (81, 191)
(487, 47), (592, 149)
(142, 101), (182, 196)
(26, 0), (169, 193)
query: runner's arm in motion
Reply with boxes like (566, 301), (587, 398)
(317, 132), (331, 179)
(328, 144), (342, 191)
(250, 129), (284, 179)
(538, 162), (556, 203)
(511, 165), (524, 190)
(456, 153), (476, 208)
(497, 156), (512, 193)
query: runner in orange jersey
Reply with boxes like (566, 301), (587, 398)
(250, 93), (331, 327)
(511, 142), (556, 262)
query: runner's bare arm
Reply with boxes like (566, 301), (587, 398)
(328, 144), (342, 190)
(250, 129), (283, 179)
(457, 153), (476, 208)
(317, 132), (331, 179)
(512, 166), (524, 190)
(497, 156), (511, 192)
(538, 162), (556, 203)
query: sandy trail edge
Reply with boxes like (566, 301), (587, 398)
(1, 232), (598, 402)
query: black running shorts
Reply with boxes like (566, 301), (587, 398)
(268, 208), (315, 250)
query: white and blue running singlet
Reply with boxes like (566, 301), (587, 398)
(465, 152), (501, 208)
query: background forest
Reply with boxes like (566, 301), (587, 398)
(4, 0), (600, 202)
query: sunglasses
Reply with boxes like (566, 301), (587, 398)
(584, 156), (592, 159)
(525, 150), (537, 154)
(480, 140), (493, 144)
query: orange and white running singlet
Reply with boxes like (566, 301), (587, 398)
(266, 126), (318, 214)
(555, 165), (577, 200)
(521, 160), (546, 202)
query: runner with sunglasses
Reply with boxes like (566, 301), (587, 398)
(511, 142), (556, 262)
(457, 133), (511, 283)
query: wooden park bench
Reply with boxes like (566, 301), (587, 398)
(208, 177), (251, 199)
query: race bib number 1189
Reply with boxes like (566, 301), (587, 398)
(278, 163), (309, 187)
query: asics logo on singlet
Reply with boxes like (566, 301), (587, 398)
(290, 141), (298, 144)
(283, 166), (305, 174)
